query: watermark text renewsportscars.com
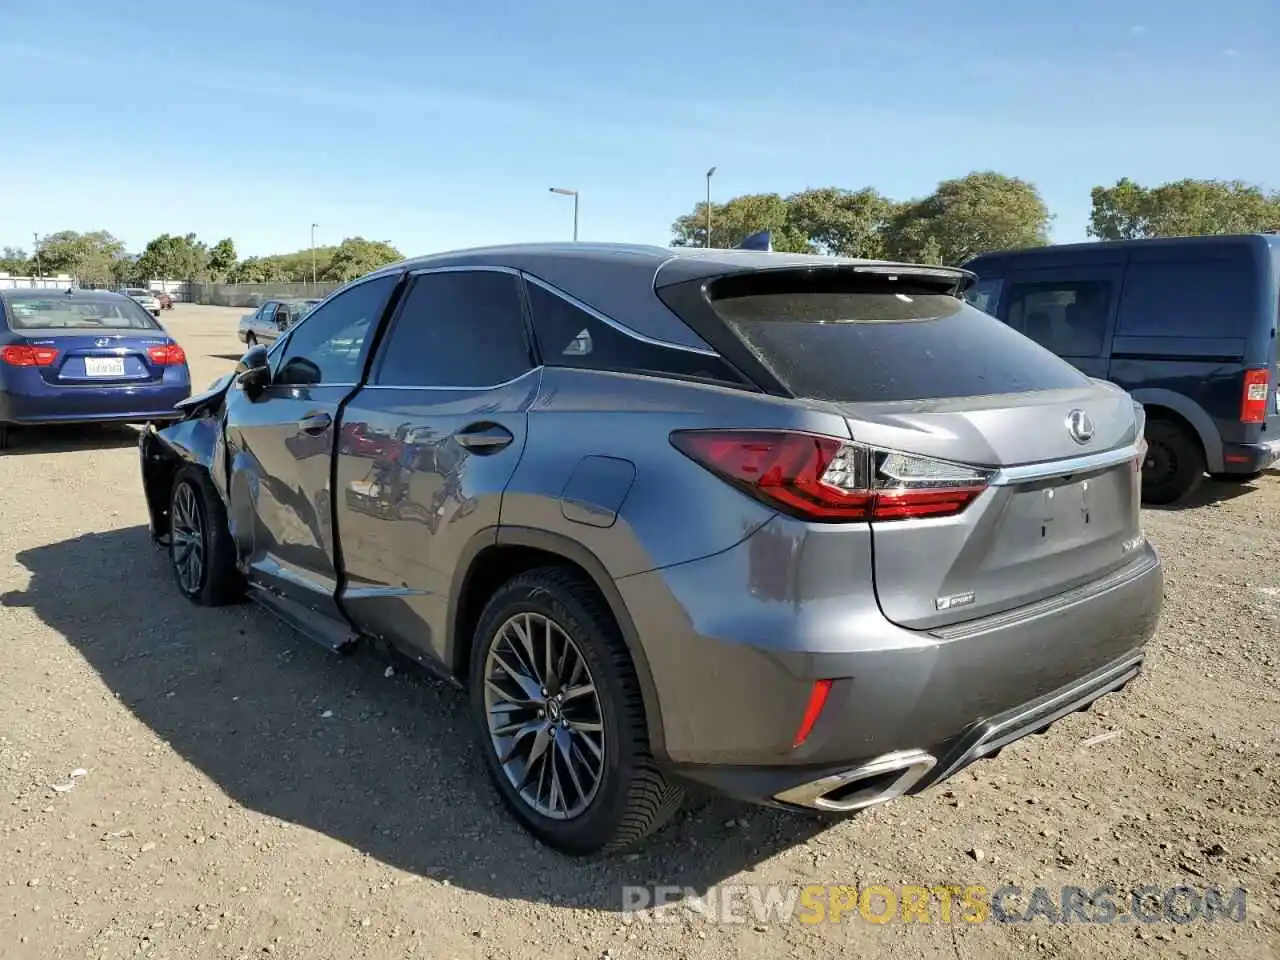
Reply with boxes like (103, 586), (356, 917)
(621, 883), (1248, 926)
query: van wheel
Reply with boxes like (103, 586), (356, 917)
(0, 424), (9, 451)
(469, 567), (684, 856)
(1141, 420), (1205, 505)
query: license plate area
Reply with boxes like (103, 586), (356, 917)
(85, 356), (125, 377)
(1001, 467), (1128, 554)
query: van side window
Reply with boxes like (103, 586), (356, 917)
(1116, 259), (1256, 338)
(965, 278), (1002, 316)
(1005, 280), (1112, 357)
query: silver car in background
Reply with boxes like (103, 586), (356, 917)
(236, 298), (320, 347)
(139, 244), (1162, 855)
(121, 287), (161, 317)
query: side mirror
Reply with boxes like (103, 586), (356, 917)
(235, 344), (271, 398)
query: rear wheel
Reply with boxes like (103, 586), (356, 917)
(0, 423), (8, 451)
(469, 567), (683, 856)
(245, 332), (257, 347)
(169, 465), (244, 605)
(1141, 420), (1205, 505)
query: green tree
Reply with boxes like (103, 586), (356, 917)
(671, 193), (811, 251)
(34, 230), (128, 283)
(786, 187), (896, 258)
(1088, 178), (1280, 240)
(0, 247), (31, 275)
(135, 233), (210, 282)
(885, 172), (1051, 265)
(320, 237), (403, 283)
(207, 238), (237, 280)
(228, 256), (288, 283)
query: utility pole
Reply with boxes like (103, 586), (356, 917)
(549, 188), (579, 241)
(705, 166), (717, 248)
(33, 232), (41, 280)
(310, 223), (319, 284)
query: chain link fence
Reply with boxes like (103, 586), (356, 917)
(185, 281), (342, 308)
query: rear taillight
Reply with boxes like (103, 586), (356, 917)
(1, 344), (58, 367)
(147, 344), (187, 366)
(670, 430), (991, 522)
(1241, 369), (1270, 424)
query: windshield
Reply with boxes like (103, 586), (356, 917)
(4, 296), (160, 330)
(124, 289), (153, 297)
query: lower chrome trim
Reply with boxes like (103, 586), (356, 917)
(773, 749), (937, 812)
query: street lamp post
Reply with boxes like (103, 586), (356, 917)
(705, 166), (717, 248)
(310, 223), (319, 285)
(549, 188), (579, 242)
(32, 231), (41, 280)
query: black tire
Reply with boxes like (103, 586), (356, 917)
(245, 332), (257, 347)
(469, 566), (683, 856)
(1141, 420), (1206, 505)
(1209, 471), (1264, 483)
(168, 465), (244, 605)
(0, 423), (9, 451)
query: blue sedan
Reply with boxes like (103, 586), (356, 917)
(0, 288), (191, 449)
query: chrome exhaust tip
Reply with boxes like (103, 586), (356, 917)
(773, 749), (937, 812)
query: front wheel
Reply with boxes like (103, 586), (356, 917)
(245, 332), (257, 347)
(168, 466), (244, 605)
(469, 567), (683, 856)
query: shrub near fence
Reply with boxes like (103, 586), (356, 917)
(186, 281), (342, 308)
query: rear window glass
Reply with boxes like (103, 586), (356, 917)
(3, 296), (159, 330)
(1116, 258), (1258, 338)
(704, 273), (1088, 402)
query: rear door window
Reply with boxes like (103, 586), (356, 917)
(1003, 279), (1113, 357)
(698, 271), (1088, 403)
(1116, 258), (1257, 337)
(372, 270), (533, 388)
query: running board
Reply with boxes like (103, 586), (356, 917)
(248, 586), (359, 655)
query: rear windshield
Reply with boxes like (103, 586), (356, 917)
(3, 296), (159, 331)
(704, 273), (1090, 402)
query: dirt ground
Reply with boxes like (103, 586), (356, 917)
(1, 304), (1277, 960)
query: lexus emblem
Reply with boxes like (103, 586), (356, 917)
(1066, 409), (1094, 445)
(94, 337), (112, 347)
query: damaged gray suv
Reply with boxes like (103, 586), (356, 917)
(139, 244), (1163, 855)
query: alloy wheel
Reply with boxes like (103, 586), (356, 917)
(482, 613), (606, 820)
(171, 482), (205, 595)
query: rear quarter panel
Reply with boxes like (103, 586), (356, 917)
(500, 368), (853, 579)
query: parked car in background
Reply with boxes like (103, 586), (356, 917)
(237, 298), (321, 346)
(138, 243), (1161, 854)
(0, 288), (190, 450)
(964, 234), (1280, 504)
(121, 287), (162, 317)
(156, 291), (174, 310)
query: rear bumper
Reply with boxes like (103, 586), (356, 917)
(617, 517), (1162, 806)
(1221, 439), (1280, 473)
(0, 382), (191, 425)
(683, 649), (1144, 811)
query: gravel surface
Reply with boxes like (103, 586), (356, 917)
(1, 305), (1277, 959)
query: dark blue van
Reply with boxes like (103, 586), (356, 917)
(964, 234), (1280, 504)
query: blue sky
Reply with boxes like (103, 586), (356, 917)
(1, 0), (1276, 259)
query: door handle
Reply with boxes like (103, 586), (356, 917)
(454, 422), (514, 453)
(298, 412), (332, 435)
